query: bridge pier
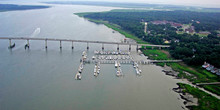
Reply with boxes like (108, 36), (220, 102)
(136, 45), (139, 51)
(159, 47), (161, 50)
(45, 40), (47, 49)
(152, 47), (154, 49)
(129, 45), (131, 51)
(9, 39), (12, 47)
(72, 41), (74, 49)
(27, 39), (30, 48)
(102, 44), (104, 50)
(25, 39), (30, 50)
(60, 40), (62, 49)
(117, 44), (119, 51)
(87, 42), (89, 50)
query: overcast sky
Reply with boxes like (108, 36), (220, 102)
(1, 0), (220, 8)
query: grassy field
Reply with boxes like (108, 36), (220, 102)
(141, 48), (171, 60)
(140, 47), (173, 66)
(178, 83), (220, 110)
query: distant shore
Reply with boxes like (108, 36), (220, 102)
(0, 4), (50, 12)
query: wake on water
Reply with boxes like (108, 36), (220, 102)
(13, 28), (41, 50)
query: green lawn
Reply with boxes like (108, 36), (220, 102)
(141, 48), (171, 60)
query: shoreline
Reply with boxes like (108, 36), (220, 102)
(75, 13), (220, 109)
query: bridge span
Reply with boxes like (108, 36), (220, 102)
(0, 37), (170, 50)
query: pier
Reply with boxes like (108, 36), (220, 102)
(196, 82), (220, 86)
(94, 62), (100, 77)
(75, 51), (87, 80)
(0, 37), (170, 50)
(83, 59), (182, 64)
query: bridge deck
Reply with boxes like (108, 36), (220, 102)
(0, 37), (170, 47)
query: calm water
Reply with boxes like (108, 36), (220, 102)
(0, 4), (183, 110)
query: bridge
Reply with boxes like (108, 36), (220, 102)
(0, 37), (170, 50)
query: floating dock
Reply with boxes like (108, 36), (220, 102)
(94, 62), (100, 77)
(75, 51), (87, 80)
(94, 50), (130, 55)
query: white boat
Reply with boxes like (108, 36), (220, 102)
(133, 62), (137, 68)
(115, 61), (118, 68)
(116, 71), (121, 77)
(97, 70), (100, 74)
(136, 68), (140, 75)
(75, 73), (82, 80)
(78, 68), (82, 73)
(136, 70), (140, 75)
(118, 62), (121, 67)
(94, 72), (97, 76)
(139, 69), (142, 73)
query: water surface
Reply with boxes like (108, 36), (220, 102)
(0, 4), (183, 110)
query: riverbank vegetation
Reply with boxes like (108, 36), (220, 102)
(79, 10), (220, 68)
(177, 83), (220, 110)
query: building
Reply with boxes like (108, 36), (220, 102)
(185, 26), (195, 34)
(151, 20), (182, 28)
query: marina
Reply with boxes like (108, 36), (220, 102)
(73, 50), (182, 80)
(75, 50), (145, 79)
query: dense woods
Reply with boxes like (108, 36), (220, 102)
(85, 11), (220, 32)
(84, 10), (220, 67)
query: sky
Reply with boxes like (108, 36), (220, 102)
(1, 0), (220, 8)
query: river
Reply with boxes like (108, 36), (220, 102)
(0, 4), (184, 110)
